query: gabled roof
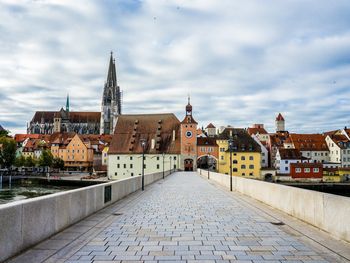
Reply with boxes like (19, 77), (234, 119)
(109, 113), (181, 154)
(276, 113), (284, 121)
(328, 134), (350, 149)
(31, 111), (100, 123)
(289, 133), (328, 151)
(197, 137), (218, 147)
(217, 128), (261, 153)
(14, 134), (41, 143)
(278, 148), (302, 160)
(206, 123), (216, 129)
(247, 127), (268, 136)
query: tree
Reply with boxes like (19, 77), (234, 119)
(24, 156), (36, 167)
(0, 137), (16, 168)
(0, 129), (9, 137)
(38, 150), (53, 168)
(52, 157), (65, 170)
(14, 155), (26, 167)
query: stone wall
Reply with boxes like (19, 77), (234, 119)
(198, 169), (350, 243)
(0, 171), (171, 262)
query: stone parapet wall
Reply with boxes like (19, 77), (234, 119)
(197, 169), (350, 243)
(0, 171), (171, 262)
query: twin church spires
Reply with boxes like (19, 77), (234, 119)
(100, 52), (122, 134)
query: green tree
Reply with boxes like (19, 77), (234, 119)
(0, 129), (9, 137)
(52, 157), (65, 170)
(24, 156), (36, 167)
(0, 137), (16, 168)
(38, 150), (53, 168)
(14, 155), (26, 167)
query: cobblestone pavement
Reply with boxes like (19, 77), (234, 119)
(63, 172), (331, 263)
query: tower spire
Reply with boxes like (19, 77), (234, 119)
(107, 51), (116, 87)
(66, 93), (70, 112)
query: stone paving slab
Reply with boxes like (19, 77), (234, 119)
(7, 172), (350, 263)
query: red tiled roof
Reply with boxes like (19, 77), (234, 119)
(278, 148), (302, 160)
(247, 127), (268, 135)
(276, 113), (284, 121)
(289, 134), (328, 151)
(109, 113), (181, 154)
(14, 134), (41, 143)
(328, 134), (350, 149)
(197, 137), (218, 147)
(206, 123), (215, 128)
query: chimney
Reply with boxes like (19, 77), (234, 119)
(151, 139), (155, 149)
(172, 130), (176, 141)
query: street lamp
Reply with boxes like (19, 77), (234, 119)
(140, 139), (146, 191)
(207, 153), (210, 180)
(228, 137), (234, 192)
(170, 156), (172, 174)
(162, 153), (165, 179)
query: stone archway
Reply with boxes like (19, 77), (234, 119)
(184, 159), (194, 171)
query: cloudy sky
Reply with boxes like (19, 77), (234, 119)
(1, 0), (350, 134)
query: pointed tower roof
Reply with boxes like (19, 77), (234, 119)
(276, 113), (284, 121)
(66, 94), (70, 112)
(106, 51), (117, 87)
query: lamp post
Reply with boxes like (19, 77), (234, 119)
(162, 153), (165, 179)
(207, 153), (210, 180)
(228, 137), (233, 192)
(170, 156), (172, 174)
(140, 139), (146, 191)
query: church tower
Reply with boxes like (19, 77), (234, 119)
(180, 97), (198, 171)
(100, 52), (122, 134)
(276, 113), (285, 132)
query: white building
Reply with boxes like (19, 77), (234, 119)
(108, 114), (182, 180)
(275, 148), (307, 174)
(251, 134), (268, 168)
(325, 135), (350, 167)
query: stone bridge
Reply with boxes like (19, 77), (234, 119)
(6, 172), (350, 263)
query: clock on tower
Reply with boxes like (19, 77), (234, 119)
(180, 97), (198, 171)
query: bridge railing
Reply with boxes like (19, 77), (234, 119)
(198, 169), (350, 243)
(0, 170), (172, 262)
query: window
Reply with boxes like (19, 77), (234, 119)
(221, 156), (224, 160)
(249, 165), (254, 169)
(117, 164), (120, 168)
(233, 168), (238, 172)
(233, 160), (238, 164)
(117, 156), (120, 160)
(313, 168), (319, 173)
(285, 167), (288, 171)
(241, 156), (245, 160)
(114, 172), (117, 176)
(130, 156), (133, 160)
(262, 160), (265, 163)
(123, 164), (126, 168)
(242, 173), (245, 176)
(249, 173), (253, 176)
(295, 168), (301, 173)
(285, 160), (288, 164)
(241, 165), (246, 169)
(157, 164), (160, 169)
(72, 150), (74, 153)
(304, 168), (310, 173)
(174, 156), (176, 160)
(77, 149), (79, 153)
(143, 156), (146, 160)
(131, 172), (134, 176)
(157, 156), (160, 160)
(130, 164), (133, 168)
(249, 156), (253, 160)
(143, 164), (146, 169)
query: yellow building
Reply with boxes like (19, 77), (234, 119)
(217, 128), (262, 179)
(323, 167), (350, 182)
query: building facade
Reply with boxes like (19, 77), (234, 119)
(217, 128), (261, 179)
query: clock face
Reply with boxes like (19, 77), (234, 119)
(186, 131), (193, 138)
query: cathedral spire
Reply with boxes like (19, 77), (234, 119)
(66, 93), (70, 112)
(107, 51), (117, 87)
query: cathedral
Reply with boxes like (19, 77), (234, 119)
(27, 52), (122, 135)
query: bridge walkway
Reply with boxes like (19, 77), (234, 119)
(8, 172), (350, 263)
